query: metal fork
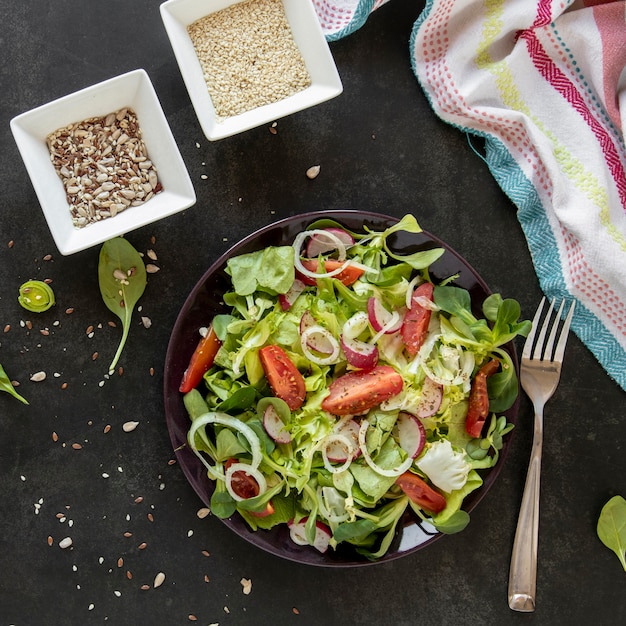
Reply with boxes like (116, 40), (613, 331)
(508, 297), (576, 612)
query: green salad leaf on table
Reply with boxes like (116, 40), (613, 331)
(179, 215), (531, 560)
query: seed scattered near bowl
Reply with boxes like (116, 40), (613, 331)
(196, 507), (211, 519)
(153, 572), (165, 588)
(59, 537), (73, 549)
(240, 578), (252, 595)
(30, 371), (46, 382)
(46, 108), (162, 228)
(306, 165), (321, 179)
(123, 421), (139, 432)
(187, 0), (311, 119)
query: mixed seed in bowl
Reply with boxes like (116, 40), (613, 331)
(187, 0), (311, 119)
(46, 107), (162, 228)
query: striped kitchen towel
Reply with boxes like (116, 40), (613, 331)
(315, 0), (626, 391)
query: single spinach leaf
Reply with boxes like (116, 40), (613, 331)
(0, 363), (28, 404)
(98, 237), (147, 373)
(597, 495), (626, 571)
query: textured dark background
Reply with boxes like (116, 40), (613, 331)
(1, 1), (624, 624)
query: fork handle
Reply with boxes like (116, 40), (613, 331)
(508, 410), (543, 612)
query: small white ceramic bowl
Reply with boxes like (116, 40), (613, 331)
(10, 69), (196, 256)
(160, 0), (343, 141)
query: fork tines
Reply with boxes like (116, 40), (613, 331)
(522, 297), (576, 363)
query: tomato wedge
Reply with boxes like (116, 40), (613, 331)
(297, 259), (364, 287)
(179, 323), (222, 393)
(401, 282), (434, 356)
(321, 365), (403, 416)
(465, 358), (500, 438)
(259, 345), (306, 411)
(395, 471), (446, 514)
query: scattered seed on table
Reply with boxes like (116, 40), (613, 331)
(293, 607), (300, 615)
(203, 575), (210, 583)
(141, 317), (151, 329)
(25, 320), (32, 330)
(8, 240), (14, 248)
(92, 352), (98, 361)
(188, 616), (198, 622)
(126, 570), (133, 580)
(140, 584), (150, 591)
(123, 532), (132, 538)
(197, 507), (210, 519)
(47, 536), (53, 546)
(103, 424), (111, 434)
(123, 421), (139, 432)
(201, 550), (210, 557)
(117, 557), (123, 568)
(153, 572), (165, 588)
(147, 249), (157, 260)
(43, 254), (53, 261)
(145, 264), (160, 273)
(3, 324), (10, 333)
(65, 307), (74, 314)
(240, 578), (252, 595)
(108, 321), (117, 328)
(138, 542), (147, 550)
(59, 537), (73, 549)
(30, 371), (46, 382)
(85, 325), (94, 335)
(40, 329), (50, 336)
(72, 443), (82, 450)
(61, 382), (68, 390)
(306, 165), (321, 179)
(52, 432), (58, 442)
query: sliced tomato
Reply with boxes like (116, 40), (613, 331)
(259, 345), (306, 411)
(225, 459), (260, 499)
(401, 282), (434, 356)
(465, 358), (500, 438)
(179, 323), (222, 393)
(297, 258), (364, 287)
(396, 471), (446, 514)
(321, 365), (403, 416)
(224, 459), (273, 517)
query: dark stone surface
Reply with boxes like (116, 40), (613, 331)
(1, 1), (624, 624)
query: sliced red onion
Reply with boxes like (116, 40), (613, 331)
(341, 311), (378, 369)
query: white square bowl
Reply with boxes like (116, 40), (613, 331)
(160, 0), (343, 141)
(10, 69), (196, 256)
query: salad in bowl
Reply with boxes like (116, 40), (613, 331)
(168, 213), (530, 563)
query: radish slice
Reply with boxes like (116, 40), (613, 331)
(305, 228), (354, 258)
(263, 404), (291, 444)
(287, 517), (331, 553)
(279, 279), (306, 310)
(225, 462), (267, 502)
(300, 312), (337, 356)
(358, 420), (414, 477)
(394, 412), (426, 458)
(415, 377), (443, 418)
(367, 297), (404, 334)
(341, 335), (379, 370)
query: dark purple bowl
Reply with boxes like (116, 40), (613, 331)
(163, 210), (519, 567)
